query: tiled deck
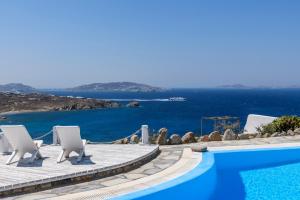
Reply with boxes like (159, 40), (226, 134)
(0, 144), (159, 196)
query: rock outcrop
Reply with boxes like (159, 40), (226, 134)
(222, 129), (238, 140)
(126, 101), (140, 108)
(169, 134), (182, 145)
(294, 128), (300, 134)
(130, 134), (139, 144)
(114, 138), (129, 144)
(208, 131), (222, 141)
(0, 92), (121, 114)
(156, 128), (168, 145)
(0, 116), (7, 120)
(181, 132), (197, 144)
(199, 135), (210, 142)
(238, 133), (257, 140)
(280, 131), (287, 136)
(287, 130), (295, 136)
(271, 132), (280, 137)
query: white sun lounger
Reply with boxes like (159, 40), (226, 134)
(53, 126), (86, 163)
(0, 125), (43, 165)
(244, 114), (277, 134)
(0, 132), (13, 154)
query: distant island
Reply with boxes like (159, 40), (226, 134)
(0, 83), (36, 93)
(0, 82), (163, 93)
(68, 82), (163, 92)
(218, 84), (251, 89)
(217, 84), (300, 89)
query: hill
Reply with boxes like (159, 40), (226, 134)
(68, 82), (162, 92)
(0, 83), (36, 93)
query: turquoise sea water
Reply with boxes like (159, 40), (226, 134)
(213, 161), (300, 200)
(1, 89), (300, 143)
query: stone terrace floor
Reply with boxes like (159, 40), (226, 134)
(8, 146), (184, 200)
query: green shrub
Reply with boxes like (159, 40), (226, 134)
(256, 123), (276, 135)
(257, 116), (300, 134)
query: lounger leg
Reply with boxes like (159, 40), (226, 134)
(29, 150), (39, 163)
(76, 150), (84, 163)
(63, 150), (71, 159)
(34, 141), (43, 159)
(57, 150), (65, 163)
(6, 150), (17, 165)
(36, 150), (43, 159)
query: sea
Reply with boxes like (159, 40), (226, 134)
(1, 89), (300, 144)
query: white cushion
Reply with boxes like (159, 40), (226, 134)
(244, 114), (277, 134)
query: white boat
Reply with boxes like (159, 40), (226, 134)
(169, 97), (186, 101)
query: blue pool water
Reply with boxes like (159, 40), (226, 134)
(213, 162), (300, 200)
(113, 147), (300, 200)
(1, 89), (300, 143)
(212, 147), (300, 200)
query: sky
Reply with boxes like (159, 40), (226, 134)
(0, 0), (300, 88)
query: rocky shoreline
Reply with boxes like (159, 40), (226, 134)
(115, 127), (300, 145)
(0, 92), (121, 118)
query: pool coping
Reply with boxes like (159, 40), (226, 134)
(208, 142), (300, 152)
(46, 148), (202, 200)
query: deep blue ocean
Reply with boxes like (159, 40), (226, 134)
(1, 89), (300, 143)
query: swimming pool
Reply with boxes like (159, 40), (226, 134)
(113, 146), (300, 200)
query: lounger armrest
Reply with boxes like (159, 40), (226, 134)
(34, 140), (44, 148)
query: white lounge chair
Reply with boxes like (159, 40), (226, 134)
(0, 132), (13, 154)
(0, 125), (43, 165)
(53, 126), (86, 163)
(244, 114), (277, 134)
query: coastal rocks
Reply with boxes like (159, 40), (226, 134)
(238, 133), (257, 140)
(149, 134), (158, 144)
(0, 92), (121, 114)
(114, 140), (123, 144)
(256, 133), (262, 138)
(287, 130), (295, 136)
(294, 128), (300, 135)
(169, 134), (182, 145)
(208, 131), (222, 141)
(199, 135), (210, 142)
(123, 138), (129, 144)
(130, 134), (139, 144)
(191, 145), (208, 152)
(126, 101), (140, 108)
(114, 138), (129, 144)
(0, 116), (7, 120)
(222, 129), (238, 140)
(271, 132), (280, 137)
(156, 128), (168, 145)
(181, 132), (197, 144)
(280, 131), (287, 136)
(109, 102), (120, 108)
(263, 133), (271, 138)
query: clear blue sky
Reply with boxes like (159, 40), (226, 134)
(0, 0), (299, 88)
